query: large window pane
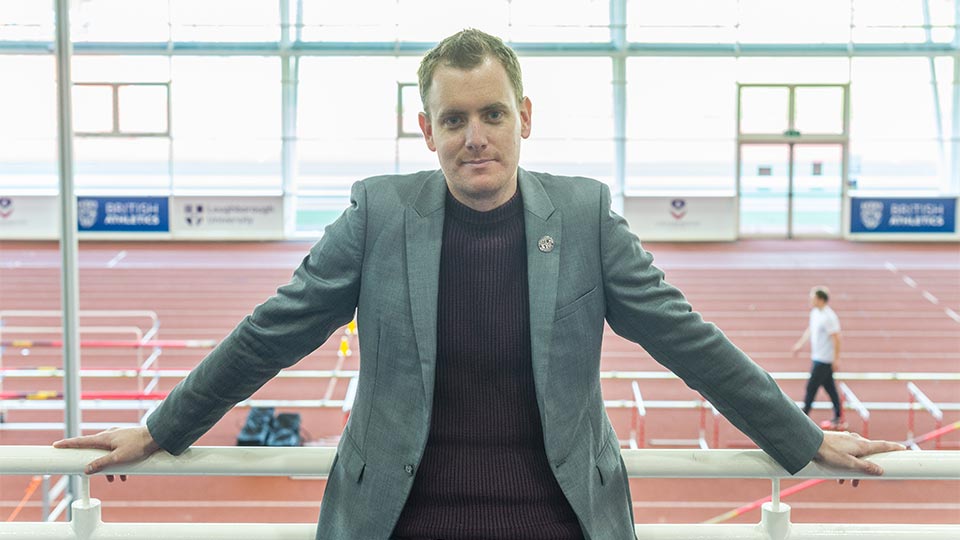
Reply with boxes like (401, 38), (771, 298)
(626, 140), (735, 194)
(740, 87), (789, 135)
(118, 85), (169, 133)
(0, 57), (56, 139)
(508, 0), (610, 42)
(74, 138), (171, 194)
(395, 0), (510, 42)
(795, 87), (845, 135)
(299, 0), (607, 43)
(73, 56), (171, 84)
(297, 56), (417, 231)
(737, 0), (851, 44)
(851, 58), (943, 140)
(299, 0), (398, 41)
(73, 85), (115, 133)
(298, 56), (418, 190)
(523, 139), (614, 187)
(628, 58), (735, 193)
(850, 57), (950, 192)
(628, 0), (738, 43)
(520, 58), (613, 184)
(851, 140), (943, 192)
(629, 57), (736, 140)
(171, 0), (278, 42)
(171, 57), (281, 192)
(736, 57), (850, 85)
(0, 56), (56, 191)
(72, 0), (170, 42)
(852, 0), (952, 43)
(522, 58), (612, 140)
(0, 1), (53, 41)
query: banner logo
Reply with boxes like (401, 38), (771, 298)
(184, 204), (204, 226)
(670, 199), (687, 220)
(78, 199), (100, 229)
(0, 197), (12, 219)
(858, 201), (884, 230)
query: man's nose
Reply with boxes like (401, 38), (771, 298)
(464, 119), (488, 152)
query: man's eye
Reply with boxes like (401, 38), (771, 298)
(442, 117), (463, 127)
(487, 111), (504, 121)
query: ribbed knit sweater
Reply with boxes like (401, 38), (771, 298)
(391, 188), (583, 540)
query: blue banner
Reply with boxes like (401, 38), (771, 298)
(77, 196), (169, 232)
(850, 197), (956, 234)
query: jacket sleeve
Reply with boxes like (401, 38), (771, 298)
(598, 184), (822, 474)
(146, 181), (368, 455)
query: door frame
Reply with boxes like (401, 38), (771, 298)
(736, 83), (850, 238)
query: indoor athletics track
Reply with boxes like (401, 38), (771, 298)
(1, 239), (957, 525)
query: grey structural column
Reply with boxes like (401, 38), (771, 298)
(952, 0), (960, 193)
(280, 0), (300, 236)
(921, 0), (948, 179)
(611, 0), (627, 214)
(53, 0), (83, 506)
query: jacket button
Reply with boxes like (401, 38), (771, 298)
(404, 464), (414, 475)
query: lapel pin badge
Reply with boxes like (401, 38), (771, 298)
(538, 235), (555, 253)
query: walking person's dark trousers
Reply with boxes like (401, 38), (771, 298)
(803, 360), (842, 419)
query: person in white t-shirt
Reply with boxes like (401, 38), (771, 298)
(792, 286), (843, 428)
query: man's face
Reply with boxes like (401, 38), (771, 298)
(418, 57), (532, 211)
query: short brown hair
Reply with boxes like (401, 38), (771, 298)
(417, 28), (524, 116)
(812, 286), (830, 303)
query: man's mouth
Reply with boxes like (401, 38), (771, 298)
(461, 158), (495, 166)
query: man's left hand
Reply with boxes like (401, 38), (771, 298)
(813, 430), (906, 487)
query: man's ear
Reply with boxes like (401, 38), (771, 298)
(418, 112), (437, 152)
(519, 96), (532, 139)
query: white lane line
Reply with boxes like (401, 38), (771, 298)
(921, 291), (939, 305)
(106, 250), (127, 268)
(946, 308), (960, 324)
(902, 276), (918, 288)
(884, 262), (898, 273)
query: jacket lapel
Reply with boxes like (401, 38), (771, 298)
(405, 171), (446, 410)
(518, 169), (560, 422)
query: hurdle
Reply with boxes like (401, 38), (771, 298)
(907, 382), (944, 449)
(838, 382), (871, 437)
(628, 380), (646, 449)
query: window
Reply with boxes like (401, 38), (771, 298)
(0, 1), (54, 41)
(850, 57), (953, 192)
(0, 56), (57, 191)
(171, 57), (281, 192)
(627, 58), (736, 193)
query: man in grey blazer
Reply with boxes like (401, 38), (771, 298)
(56, 29), (904, 540)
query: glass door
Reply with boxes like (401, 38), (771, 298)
(739, 144), (790, 237)
(737, 84), (848, 238)
(738, 143), (844, 237)
(792, 144), (843, 236)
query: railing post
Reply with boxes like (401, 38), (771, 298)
(41, 475), (51, 520)
(69, 497), (101, 540)
(761, 501), (791, 540)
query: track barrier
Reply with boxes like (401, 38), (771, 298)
(704, 421), (960, 525)
(1, 445), (957, 540)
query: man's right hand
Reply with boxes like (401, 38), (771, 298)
(53, 426), (161, 481)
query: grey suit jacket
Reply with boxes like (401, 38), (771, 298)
(147, 168), (823, 540)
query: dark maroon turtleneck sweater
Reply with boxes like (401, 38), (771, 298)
(392, 188), (583, 540)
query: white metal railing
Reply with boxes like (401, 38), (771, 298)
(1, 446), (958, 539)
